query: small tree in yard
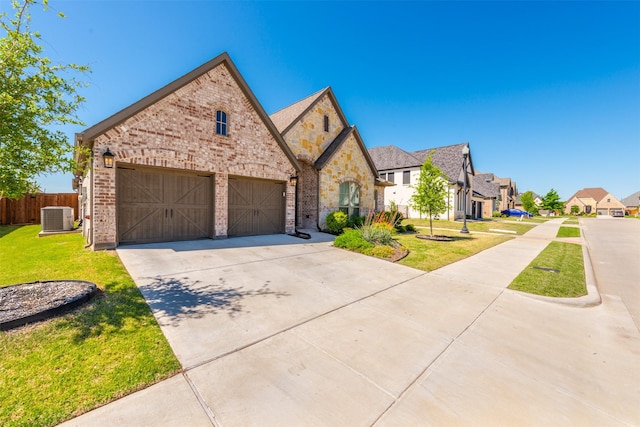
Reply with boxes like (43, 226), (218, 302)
(541, 188), (564, 213)
(0, 0), (89, 199)
(409, 152), (448, 237)
(520, 190), (538, 214)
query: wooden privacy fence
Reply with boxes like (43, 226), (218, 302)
(0, 193), (79, 225)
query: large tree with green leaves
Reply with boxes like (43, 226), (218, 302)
(520, 190), (538, 214)
(541, 188), (564, 212)
(409, 152), (449, 236)
(0, 0), (89, 199)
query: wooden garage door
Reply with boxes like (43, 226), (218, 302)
(228, 177), (285, 236)
(117, 166), (212, 244)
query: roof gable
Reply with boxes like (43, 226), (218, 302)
(76, 52), (300, 171)
(568, 187), (609, 202)
(269, 87), (349, 137)
(316, 126), (379, 177)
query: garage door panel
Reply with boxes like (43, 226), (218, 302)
(228, 177), (285, 237)
(172, 207), (212, 241)
(118, 207), (165, 243)
(118, 168), (164, 204)
(117, 167), (212, 244)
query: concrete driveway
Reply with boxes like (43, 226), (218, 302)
(61, 220), (640, 426)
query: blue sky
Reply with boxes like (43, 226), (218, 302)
(5, 0), (639, 201)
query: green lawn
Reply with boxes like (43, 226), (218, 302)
(508, 241), (586, 297)
(396, 229), (512, 271)
(557, 226), (581, 238)
(403, 218), (535, 235)
(0, 225), (180, 427)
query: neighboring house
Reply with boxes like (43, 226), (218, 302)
(75, 53), (300, 249)
(564, 187), (626, 216)
(473, 173), (501, 218)
(621, 191), (640, 216)
(270, 87), (382, 230)
(494, 176), (518, 211)
(368, 143), (474, 220)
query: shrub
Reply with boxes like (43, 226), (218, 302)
(404, 224), (416, 232)
(371, 246), (395, 259)
(334, 229), (375, 252)
(492, 211), (502, 218)
(360, 223), (395, 246)
(326, 210), (348, 234)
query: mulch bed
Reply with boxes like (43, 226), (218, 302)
(0, 280), (97, 331)
(388, 246), (410, 262)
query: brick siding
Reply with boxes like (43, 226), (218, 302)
(87, 63), (296, 248)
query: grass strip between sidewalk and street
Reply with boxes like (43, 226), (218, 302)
(0, 225), (180, 427)
(508, 241), (586, 297)
(556, 226), (581, 238)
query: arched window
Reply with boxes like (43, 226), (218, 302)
(216, 110), (227, 136)
(339, 182), (360, 217)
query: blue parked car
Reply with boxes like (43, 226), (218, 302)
(501, 208), (533, 218)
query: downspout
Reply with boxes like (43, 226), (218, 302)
(316, 168), (322, 232)
(84, 150), (94, 249)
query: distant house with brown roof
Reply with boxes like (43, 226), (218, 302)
(564, 187), (625, 216)
(368, 143), (475, 220)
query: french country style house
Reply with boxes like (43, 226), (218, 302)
(74, 53), (382, 249)
(75, 53), (301, 249)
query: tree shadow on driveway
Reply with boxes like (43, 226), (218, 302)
(138, 276), (290, 326)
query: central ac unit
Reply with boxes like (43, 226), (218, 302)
(41, 206), (74, 232)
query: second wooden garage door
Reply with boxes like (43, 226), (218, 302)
(228, 177), (285, 236)
(117, 166), (212, 244)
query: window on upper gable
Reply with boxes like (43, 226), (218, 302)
(403, 171), (410, 185)
(216, 110), (228, 136)
(380, 172), (387, 181)
(324, 115), (329, 132)
(387, 172), (395, 184)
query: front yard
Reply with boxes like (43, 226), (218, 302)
(0, 225), (180, 427)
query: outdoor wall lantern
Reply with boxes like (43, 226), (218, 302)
(102, 148), (115, 169)
(289, 174), (298, 186)
(460, 145), (470, 234)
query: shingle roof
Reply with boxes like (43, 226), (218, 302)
(473, 174), (500, 198)
(269, 87), (328, 133)
(412, 143), (471, 183)
(568, 187), (609, 202)
(367, 145), (422, 170)
(369, 143), (472, 184)
(621, 191), (640, 207)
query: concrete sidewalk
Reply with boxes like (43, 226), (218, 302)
(60, 218), (640, 426)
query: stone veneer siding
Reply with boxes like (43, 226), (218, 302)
(282, 94), (345, 161)
(87, 63), (296, 249)
(318, 133), (376, 229)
